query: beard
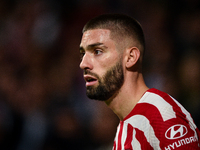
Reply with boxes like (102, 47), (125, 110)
(84, 61), (124, 101)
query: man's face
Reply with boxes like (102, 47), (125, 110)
(79, 29), (124, 101)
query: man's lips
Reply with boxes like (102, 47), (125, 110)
(83, 75), (98, 86)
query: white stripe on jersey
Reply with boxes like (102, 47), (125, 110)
(113, 125), (120, 150)
(125, 115), (161, 150)
(132, 128), (141, 150)
(138, 92), (176, 121)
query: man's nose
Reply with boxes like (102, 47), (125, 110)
(79, 53), (93, 70)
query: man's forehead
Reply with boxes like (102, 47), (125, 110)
(84, 29), (111, 36)
(81, 29), (111, 46)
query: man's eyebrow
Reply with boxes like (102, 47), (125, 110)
(79, 43), (107, 51)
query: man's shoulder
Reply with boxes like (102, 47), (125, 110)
(125, 88), (185, 122)
(140, 88), (172, 103)
(139, 88), (180, 114)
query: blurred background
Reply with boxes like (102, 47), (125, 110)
(0, 0), (199, 149)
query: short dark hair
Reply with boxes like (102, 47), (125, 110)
(82, 13), (145, 54)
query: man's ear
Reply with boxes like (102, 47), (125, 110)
(125, 47), (140, 69)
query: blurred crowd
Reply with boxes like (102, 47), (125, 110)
(0, 0), (199, 149)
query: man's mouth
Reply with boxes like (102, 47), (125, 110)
(84, 75), (98, 86)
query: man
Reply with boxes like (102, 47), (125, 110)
(79, 14), (200, 150)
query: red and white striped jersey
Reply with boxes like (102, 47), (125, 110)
(113, 88), (200, 150)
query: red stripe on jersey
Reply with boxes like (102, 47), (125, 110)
(135, 128), (154, 150)
(124, 124), (133, 150)
(132, 103), (164, 148)
(113, 140), (116, 150)
(124, 102), (164, 122)
(117, 121), (124, 150)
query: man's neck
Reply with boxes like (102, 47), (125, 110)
(105, 73), (149, 121)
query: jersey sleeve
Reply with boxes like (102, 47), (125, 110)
(148, 89), (200, 150)
(112, 88), (200, 150)
(151, 113), (200, 150)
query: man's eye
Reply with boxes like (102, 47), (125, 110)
(80, 52), (85, 59)
(94, 49), (102, 55)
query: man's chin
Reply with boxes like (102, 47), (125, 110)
(86, 89), (107, 101)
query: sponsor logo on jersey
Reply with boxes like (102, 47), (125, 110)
(164, 136), (198, 150)
(165, 124), (188, 140)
